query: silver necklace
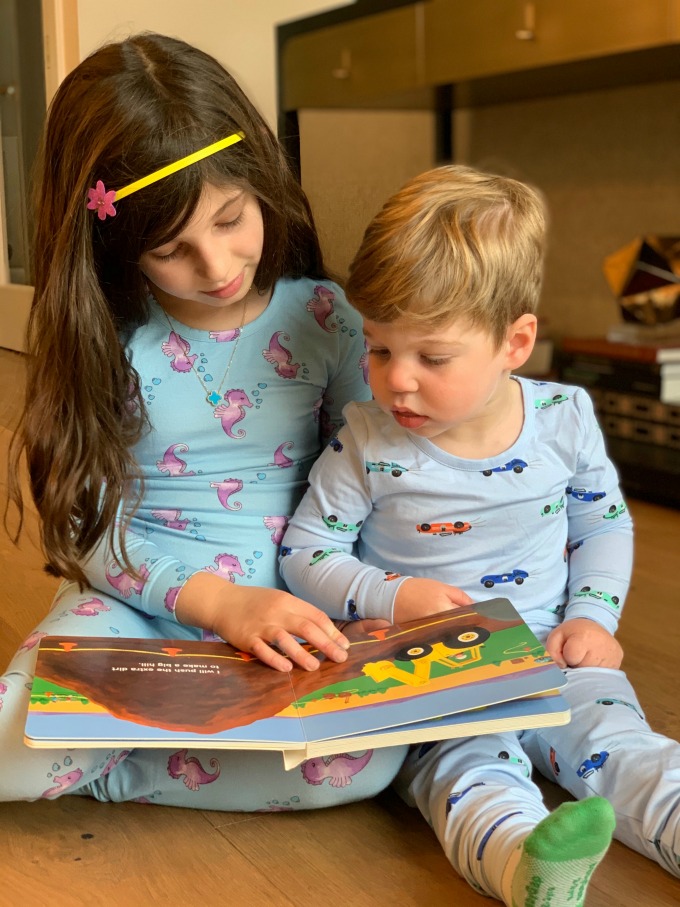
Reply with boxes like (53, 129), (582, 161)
(162, 297), (248, 407)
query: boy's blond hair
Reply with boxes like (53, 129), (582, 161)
(346, 164), (547, 347)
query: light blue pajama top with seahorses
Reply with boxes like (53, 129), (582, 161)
(279, 378), (634, 638)
(80, 277), (371, 629)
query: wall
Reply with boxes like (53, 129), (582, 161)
(75, 0), (355, 129)
(457, 79), (680, 340)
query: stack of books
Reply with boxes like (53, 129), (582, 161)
(556, 336), (680, 506)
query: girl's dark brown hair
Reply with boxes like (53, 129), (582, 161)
(6, 32), (326, 585)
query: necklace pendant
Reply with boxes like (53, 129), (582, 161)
(206, 390), (222, 406)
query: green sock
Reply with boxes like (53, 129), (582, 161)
(511, 798), (616, 907)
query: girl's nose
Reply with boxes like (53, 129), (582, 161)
(197, 243), (229, 282)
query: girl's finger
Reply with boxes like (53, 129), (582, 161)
(249, 637), (294, 672)
(270, 630), (321, 671)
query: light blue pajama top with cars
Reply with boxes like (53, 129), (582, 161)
(280, 377), (634, 635)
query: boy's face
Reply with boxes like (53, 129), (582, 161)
(363, 315), (534, 452)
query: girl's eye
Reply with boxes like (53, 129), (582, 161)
(218, 212), (244, 230)
(155, 249), (181, 262)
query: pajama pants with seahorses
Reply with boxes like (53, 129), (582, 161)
(0, 582), (407, 810)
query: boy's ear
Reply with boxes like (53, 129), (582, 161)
(504, 314), (538, 370)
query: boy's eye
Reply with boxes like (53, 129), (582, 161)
(367, 347), (390, 359)
(423, 356), (450, 366)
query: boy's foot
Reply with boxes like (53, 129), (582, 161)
(510, 797), (616, 907)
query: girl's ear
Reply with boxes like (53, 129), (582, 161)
(504, 314), (538, 370)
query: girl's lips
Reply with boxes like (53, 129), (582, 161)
(392, 409), (428, 429)
(204, 271), (245, 299)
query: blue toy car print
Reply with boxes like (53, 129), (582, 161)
(279, 545), (292, 558)
(573, 586), (620, 608)
(481, 569), (528, 588)
(446, 782), (486, 815)
(535, 393), (569, 409)
(322, 514), (364, 532)
(329, 437), (343, 452)
(365, 460), (408, 477)
(482, 459), (527, 476)
(566, 486), (606, 502)
(577, 751), (609, 779)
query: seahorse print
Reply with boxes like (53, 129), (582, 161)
(161, 330), (198, 373)
(359, 347), (369, 384)
(210, 477), (244, 510)
(209, 327), (241, 342)
(42, 769), (84, 799)
(269, 441), (294, 468)
(167, 749), (221, 791)
(306, 285), (338, 332)
(214, 389), (252, 438)
(69, 597), (111, 617)
(206, 553), (245, 583)
(156, 443), (197, 476)
(0, 681), (7, 713)
(264, 515), (288, 545)
(19, 631), (47, 653)
(152, 509), (190, 530)
(100, 750), (131, 777)
(164, 586), (181, 613)
(301, 751), (373, 788)
(262, 332), (300, 379)
(105, 561), (150, 598)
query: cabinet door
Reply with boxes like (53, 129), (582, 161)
(424, 0), (680, 84)
(281, 6), (423, 110)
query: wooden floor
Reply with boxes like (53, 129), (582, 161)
(0, 346), (678, 906)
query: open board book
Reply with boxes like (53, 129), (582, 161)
(25, 597), (569, 770)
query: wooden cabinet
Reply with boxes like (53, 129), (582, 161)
(423, 0), (680, 84)
(281, 5), (425, 110)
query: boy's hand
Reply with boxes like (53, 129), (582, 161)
(393, 577), (473, 623)
(546, 618), (623, 669)
(174, 572), (350, 672)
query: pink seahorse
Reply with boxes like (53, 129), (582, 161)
(306, 285), (338, 332)
(156, 443), (196, 476)
(210, 477), (243, 510)
(269, 441), (294, 468)
(161, 330), (198, 373)
(100, 750), (131, 777)
(167, 749), (221, 791)
(206, 553), (245, 583)
(164, 586), (181, 613)
(209, 327), (241, 342)
(70, 597), (111, 617)
(42, 769), (84, 799)
(359, 348), (369, 384)
(105, 561), (150, 598)
(0, 681), (6, 713)
(301, 750), (373, 788)
(214, 389), (252, 438)
(19, 631), (47, 653)
(262, 332), (300, 379)
(264, 515), (288, 545)
(152, 509), (190, 530)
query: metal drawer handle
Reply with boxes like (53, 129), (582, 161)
(515, 2), (536, 40)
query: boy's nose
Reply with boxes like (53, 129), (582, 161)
(384, 361), (416, 393)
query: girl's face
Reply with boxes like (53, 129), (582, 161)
(363, 314), (536, 455)
(139, 182), (265, 328)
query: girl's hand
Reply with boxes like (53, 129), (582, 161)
(174, 572), (350, 672)
(393, 577), (473, 624)
(546, 618), (623, 669)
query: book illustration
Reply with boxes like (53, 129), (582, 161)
(25, 597), (569, 755)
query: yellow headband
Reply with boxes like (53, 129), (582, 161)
(87, 131), (245, 220)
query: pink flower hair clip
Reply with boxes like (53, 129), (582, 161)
(86, 181), (117, 220)
(85, 131), (245, 222)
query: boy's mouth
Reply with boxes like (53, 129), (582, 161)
(392, 408), (428, 429)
